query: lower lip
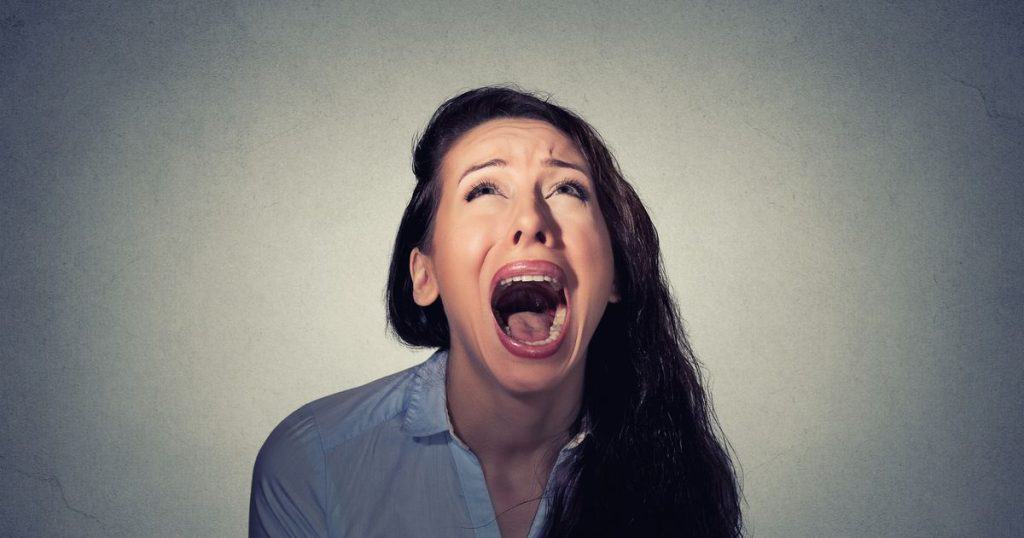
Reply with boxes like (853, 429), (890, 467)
(492, 293), (571, 360)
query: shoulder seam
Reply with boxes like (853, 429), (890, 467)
(318, 367), (418, 449)
(332, 404), (407, 449)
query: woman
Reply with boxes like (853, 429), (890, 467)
(250, 86), (742, 537)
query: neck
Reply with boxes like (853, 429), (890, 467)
(445, 343), (584, 465)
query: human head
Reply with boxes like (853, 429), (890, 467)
(384, 85), (742, 536)
(386, 85), (650, 358)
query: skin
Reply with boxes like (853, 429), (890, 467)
(409, 118), (618, 538)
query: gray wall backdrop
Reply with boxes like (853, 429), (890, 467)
(2, 1), (1021, 536)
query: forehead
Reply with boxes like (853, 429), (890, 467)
(440, 118), (585, 176)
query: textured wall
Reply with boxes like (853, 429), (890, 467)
(2, 1), (1021, 536)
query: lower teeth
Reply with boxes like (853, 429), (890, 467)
(504, 303), (567, 346)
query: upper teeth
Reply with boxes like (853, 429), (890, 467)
(498, 275), (562, 289)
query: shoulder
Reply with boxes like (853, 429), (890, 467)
(253, 403), (323, 481)
(249, 360), (427, 536)
(258, 359), (423, 465)
(250, 398), (330, 535)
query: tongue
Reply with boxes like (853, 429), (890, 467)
(506, 311), (554, 342)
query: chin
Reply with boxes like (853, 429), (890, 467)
(484, 350), (580, 396)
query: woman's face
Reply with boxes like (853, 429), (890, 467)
(410, 118), (618, 394)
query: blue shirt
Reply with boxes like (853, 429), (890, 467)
(249, 348), (587, 537)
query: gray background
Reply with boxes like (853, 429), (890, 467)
(2, 1), (1022, 536)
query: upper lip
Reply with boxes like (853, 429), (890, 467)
(489, 259), (567, 300)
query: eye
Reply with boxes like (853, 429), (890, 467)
(552, 179), (590, 202)
(464, 180), (502, 202)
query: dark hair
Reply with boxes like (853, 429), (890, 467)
(385, 85), (743, 537)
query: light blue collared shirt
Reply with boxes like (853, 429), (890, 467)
(249, 348), (586, 537)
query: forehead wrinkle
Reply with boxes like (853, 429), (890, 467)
(443, 119), (585, 182)
(476, 132), (579, 168)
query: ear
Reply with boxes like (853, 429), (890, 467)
(609, 277), (621, 304)
(409, 247), (439, 306)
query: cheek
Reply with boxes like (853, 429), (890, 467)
(432, 216), (493, 299)
(434, 205), (490, 251)
(443, 216), (494, 258)
(562, 215), (615, 283)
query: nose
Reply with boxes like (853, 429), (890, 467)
(509, 192), (555, 248)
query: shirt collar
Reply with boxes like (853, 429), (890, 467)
(400, 347), (591, 451)
(400, 348), (452, 438)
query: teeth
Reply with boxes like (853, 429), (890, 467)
(498, 274), (562, 290)
(504, 303), (568, 346)
(552, 304), (567, 324)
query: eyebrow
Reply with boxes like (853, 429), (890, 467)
(458, 158), (588, 184)
(544, 158), (588, 175)
(458, 159), (506, 183)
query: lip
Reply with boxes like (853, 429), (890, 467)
(489, 259), (571, 360)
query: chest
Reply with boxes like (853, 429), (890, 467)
(483, 466), (548, 538)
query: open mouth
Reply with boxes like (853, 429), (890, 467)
(489, 260), (571, 359)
